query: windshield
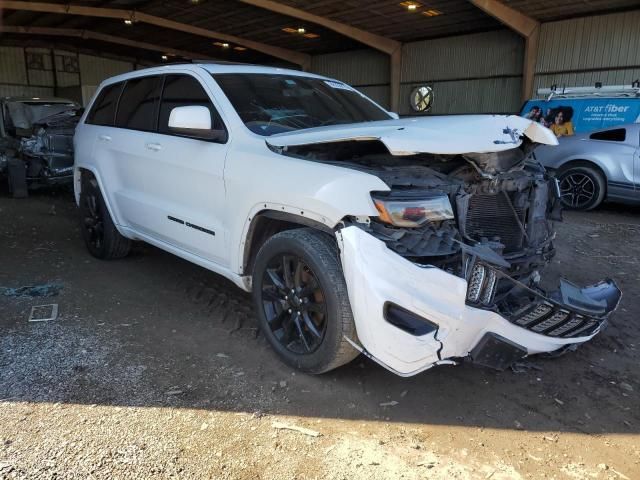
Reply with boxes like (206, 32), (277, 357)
(212, 73), (390, 136)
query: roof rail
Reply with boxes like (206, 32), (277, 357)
(537, 81), (640, 100)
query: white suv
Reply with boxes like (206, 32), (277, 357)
(74, 63), (620, 376)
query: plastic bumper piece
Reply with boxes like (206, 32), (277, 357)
(337, 226), (621, 377)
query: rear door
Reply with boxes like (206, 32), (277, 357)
(136, 72), (229, 265)
(81, 81), (126, 220)
(109, 75), (163, 230)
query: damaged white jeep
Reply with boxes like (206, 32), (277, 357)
(74, 63), (621, 376)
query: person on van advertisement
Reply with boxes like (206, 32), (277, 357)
(520, 97), (640, 136)
(549, 107), (574, 137)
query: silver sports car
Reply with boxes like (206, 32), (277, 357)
(533, 123), (640, 210)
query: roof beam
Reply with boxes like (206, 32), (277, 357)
(468, 0), (539, 37)
(2, 1), (311, 68)
(237, 0), (402, 111)
(468, 0), (540, 101)
(237, 0), (400, 55)
(0, 25), (217, 61)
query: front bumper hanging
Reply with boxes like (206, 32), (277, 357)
(337, 226), (621, 376)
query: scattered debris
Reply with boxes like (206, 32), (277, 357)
(379, 400), (399, 407)
(165, 389), (183, 396)
(2, 283), (62, 298)
(279, 380), (287, 388)
(554, 398), (564, 405)
(216, 353), (229, 358)
(271, 421), (321, 437)
(514, 420), (524, 430)
(510, 361), (543, 373)
(400, 390), (408, 398)
(28, 304), (58, 322)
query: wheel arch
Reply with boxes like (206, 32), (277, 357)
(241, 209), (335, 277)
(76, 166), (126, 236)
(557, 159), (607, 179)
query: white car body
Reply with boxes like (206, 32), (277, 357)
(74, 63), (620, 376)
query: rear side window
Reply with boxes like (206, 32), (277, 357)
(115, 76), (162, 131)
(86, 82), (124, 126)
(158, 74), (225, 135)
(590, 128), (626, 142)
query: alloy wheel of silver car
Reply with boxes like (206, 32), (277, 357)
(559, 172), (596, 209)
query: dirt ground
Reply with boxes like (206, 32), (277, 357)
(0, 187), (638, 480)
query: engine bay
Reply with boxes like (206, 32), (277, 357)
(276, 138), (619, 344)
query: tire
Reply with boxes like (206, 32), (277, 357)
(7, 157), (28, 199)
(79, 176), (131, 259)
(557, 164), (606, 210)
(252, 228), (359, 374)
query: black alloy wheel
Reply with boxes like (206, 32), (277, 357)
(252, 228), (359, 374)
(82, 187), (105, 252)
(261, 254), (327, 354)
(79, 176), (131, 259)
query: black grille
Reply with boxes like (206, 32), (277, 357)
(466, 193), (525, 253)
(509, 303), (600, 339)
(466, 264), (606, 339)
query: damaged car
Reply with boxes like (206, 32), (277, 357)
(0, 96), (81, 197)
(73, 64), (621, 376)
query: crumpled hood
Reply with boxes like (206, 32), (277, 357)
(266, 115), (558, 155)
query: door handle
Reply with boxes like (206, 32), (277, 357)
(146, 143), (163, 152)
(98, 134), (112, 142)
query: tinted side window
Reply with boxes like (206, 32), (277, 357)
(158, 74), (225, 135)
(86, 82), (124, 126)
(590, 128), (626, 142)
(115, 76), (162, 131)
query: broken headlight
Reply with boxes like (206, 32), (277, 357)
(372, 193), (454, 228)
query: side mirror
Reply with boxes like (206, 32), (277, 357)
(168, 105), (227, 142)
(388, 111), (400, 120)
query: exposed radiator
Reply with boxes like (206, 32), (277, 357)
(465, 193), (526, 253)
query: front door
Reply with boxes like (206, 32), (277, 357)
(137, 73), (229, 266)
